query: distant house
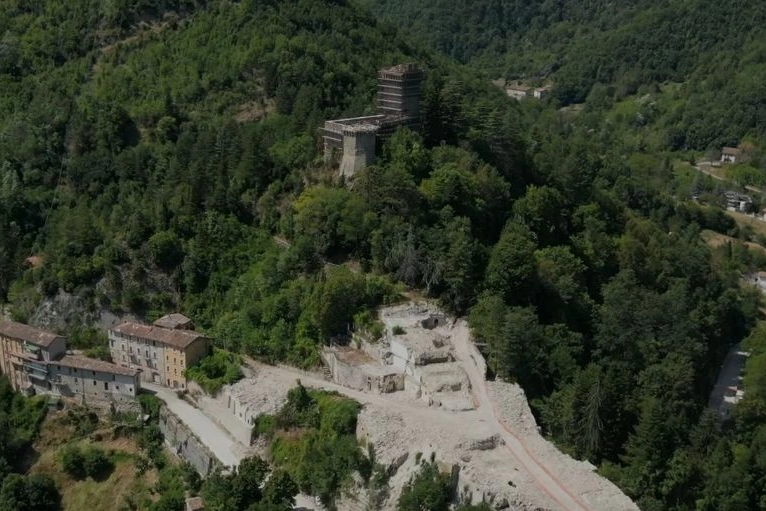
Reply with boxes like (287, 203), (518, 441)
(533, 87), (549, 99)
(723, 191), (752, 212)
(721, 147), (741, 164)
(185, 496), (205, 511)
(754, 272), (766, 291)
(153, 313), (194, 331)
(0, 320), (140, 407)
(505, 83), (531, 100)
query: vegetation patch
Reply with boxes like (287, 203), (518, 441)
(185, 348), (244, 394)
(59, 444), (114, 481)
(254, 384), (367, 506)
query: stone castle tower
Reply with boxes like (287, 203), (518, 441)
(322, 64), (424, 178)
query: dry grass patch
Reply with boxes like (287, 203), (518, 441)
(27, 409), (162, 511)
(725, 211), (766, 238)
(701, 229), (766, 254)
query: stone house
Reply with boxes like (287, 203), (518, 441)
(321, 346), (404, 394)
(0, 321), (66, 395)
(505, 83), (531, 100)
(49, 355), (139, 406)
(721, 147), (741, 164)
(109, 317), (209, 389)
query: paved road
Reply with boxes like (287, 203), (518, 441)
(143, 382), (245, 468)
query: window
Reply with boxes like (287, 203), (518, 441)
(57, 365), (60, 371)
(112, 375), (115, 381)
(110, 340), (114, 347)
(104, 382), (109, 390)
(129, 346), (133, 353)
(153, 351), (157, 359)
(74, 378), (78, 383)
(92, 371), (96, 376)
(73, 368), (77, 373)
(116, 385), (119, 390)
(93, 381), (97, 386)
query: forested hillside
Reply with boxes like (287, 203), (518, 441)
(1, 0), (765, 510)
(368, 0), (766, 151)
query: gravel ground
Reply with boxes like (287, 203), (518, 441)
(488, 381), (639, 511)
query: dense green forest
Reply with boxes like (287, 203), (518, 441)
(368, 0), (766, 152)
(1, 0), (766, 509)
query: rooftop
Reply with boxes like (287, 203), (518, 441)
(0, 321), (63, 348)
(110, 322), (207, 349)
(722, 146), (741, 155)
(185, 496), (206, 511)
(379, 63), (422, 76)
(153, 313), (193, 330)
(58, 355), (139, 377)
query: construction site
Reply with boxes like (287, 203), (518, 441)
(177, 302), (639, 511)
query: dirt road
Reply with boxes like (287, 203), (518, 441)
(449, 321), (591, 511)
(148, 319), (635, 510)
(252, 322), (635, 511)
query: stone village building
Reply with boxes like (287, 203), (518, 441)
(0, 320), (139, 406)
(108, 314), (209, 389)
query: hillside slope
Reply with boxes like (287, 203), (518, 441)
(368, 0), (766, 149)
(1, 1), (764, 510)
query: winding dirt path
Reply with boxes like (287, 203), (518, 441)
(449, 321), (591, 511)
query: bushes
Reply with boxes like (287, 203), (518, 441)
(0, 473), (60, 511)
(185, 348), (244, 394)
(59, 444), (114, 481)
(256, 385), (365, 506)
(397, 463), (452, 511)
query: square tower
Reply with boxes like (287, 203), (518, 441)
(377, 64), (424, 120)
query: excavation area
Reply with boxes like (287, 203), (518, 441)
(185, 302), (639, 511)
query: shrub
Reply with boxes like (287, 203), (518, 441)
(261, 386), (366, 506)
(60, 444), (113, 480)
(60, 444), (87, 479)
(392, 325), (405, 335)
(185, 348), (244, 394)
(252, 415), (276, 441)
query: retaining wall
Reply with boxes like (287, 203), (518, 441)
(159, 405), (220, 476)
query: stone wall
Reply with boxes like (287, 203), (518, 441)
(159, 406), (220, 476)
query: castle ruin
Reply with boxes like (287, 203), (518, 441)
(323, 64), (424, 178)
